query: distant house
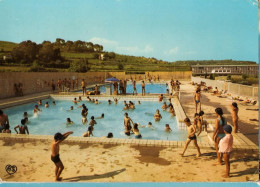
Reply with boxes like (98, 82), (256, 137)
(99, 54), (105, 61)
(3, 54), (13, 61)
(191, 65), (259, 77)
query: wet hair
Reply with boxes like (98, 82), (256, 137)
(194, 113), (199, 117)
(107, 132), (113, 138)
(53, 101), (56, 104)
(0, 109), (3, 115)
(74, 98), (77, 100)
(125, 113), (128, 116)
(46, 102), (48, 104)
(67, 118), (71, 122)
(21, 119), (26, 125)
(24, 112), (28, 116)
(91, 116), (94, 120)
(184, 117), (190, 123)
(101, 113), (104, 117)
(199, 111), (204, 116)
(196, 90), (200, 93)
(215, 108), (224, 125)
(70, 106), (73, 109)
(232, 102), (238, 109)
(148, 122), (152, 125)
(165, 124), (169, 127)
(54, 132), (63, 141)
(134, 123), (138, 129)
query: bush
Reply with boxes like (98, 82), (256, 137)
(91, 53), (99, 59)
(242, 74), (248, 79)
(227, 75), (231, 80)
(69, 60), (89, 72)
(209, 74), (215, 80)
(117, 63), (124, 70)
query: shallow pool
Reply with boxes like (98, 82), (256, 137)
(84, 83), (168, 94)
(5, 98), (187, 141)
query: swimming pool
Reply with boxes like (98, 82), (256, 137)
(4, 98), (187, 141)
(84, 83), (168, 94)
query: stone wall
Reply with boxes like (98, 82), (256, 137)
(0, 71), (191, 99)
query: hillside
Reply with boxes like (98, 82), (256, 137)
(0, 40), (257, 73)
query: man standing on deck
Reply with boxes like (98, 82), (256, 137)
(193, 89), (201, 113)
(123, 79), (127, 95)
(81, 79), (86, 95)
(141, 81), (145, 96)
(51, 131), (73, 181)
(0, 109), (9, 132)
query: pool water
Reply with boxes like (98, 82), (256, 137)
(5, 98), (187, 141)
(85, 83), (168, 94)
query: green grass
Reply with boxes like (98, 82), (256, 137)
(0, 41), (17, 52)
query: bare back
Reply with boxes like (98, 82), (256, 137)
(51, 140), (60, 157)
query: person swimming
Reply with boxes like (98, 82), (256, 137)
(108, 100), (112, 105)
(165, 124), (172, 132)
(73, 98), (77, 104)
(87, 96), (91, 102)
(129, 101), (135, 109)
(52, 101), (56, 106)
(106, 132), (113, 138)
(154, 109), (162, 121)
(89, 116), (97, 126)
(161, 102), (168, 110)
(45, 102), (49, 108)
(66, 118), (74, 125)
(138, 101), (141, 104)
(78, 96), (82, 102)
(133, 123), (142, 139)
(123, 104), (129, 110)
(67, 106), (74, 111)
(96, 113), (104, 119)
(33, 105), (41, 114)
(95, 99), (99, 105)
(159, 94), (164, 102)
(83, 126), (94, 137)
(81, 106), (88, 124)
(38, 100), (42, 106)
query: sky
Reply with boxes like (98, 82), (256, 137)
(0, 0), (259, 63)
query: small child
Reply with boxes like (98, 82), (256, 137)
(219, 125), (233, 178)
(107, 132), (113, 138)
(52, 101), (56, 106)
(95, 99), (99, 104)
(66, 118), (74, 125)
(138, 101), (141, 104)
(108, 100), (112, 105)
(83, 126), (94, 137)
(45, 102), (49, 108)
(165, 124), (172, 132)
(96, 113), (104, 119)
(89, 116), (97, 126)
(133, 123), (142, 139)
(73, 98), (78, 104)
(180, 117), (201, 157)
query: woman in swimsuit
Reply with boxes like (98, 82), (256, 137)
(133, 123), (142, 139)
(231, 102), (239, 133)
(212, 108), (227, 165)
(154, 109), (162, 121)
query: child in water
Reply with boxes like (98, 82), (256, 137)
(165, 124), (172, 132)
(66, 118), (74, 125)
(45, 102), (49, 108)
(133, 123), (142, 139)
(89, 116), (97, 126)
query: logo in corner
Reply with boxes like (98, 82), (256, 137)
(5, 164), (17, 175)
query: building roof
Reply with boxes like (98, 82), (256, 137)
(191, 64), (258, 67)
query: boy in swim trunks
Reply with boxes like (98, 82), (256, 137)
(180, 117), (201, 157)
(51, 131), (73, 181)
(193, 90), (201, 113)
(124, 113), (134, 136)
(14, 119), (29, 134)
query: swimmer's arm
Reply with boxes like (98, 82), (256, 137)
(61, 131), (73, 141)
(14, 125), (19, 134)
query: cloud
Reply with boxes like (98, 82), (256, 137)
(90, 37), (153, 54)
(89, 37), (118, 47)
(164, 47), (179, 55)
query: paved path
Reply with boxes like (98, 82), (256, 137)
(179, 81), (259, 145)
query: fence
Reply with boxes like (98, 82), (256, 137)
(192, 77), (259, 100)
(0, 71), (191, 99)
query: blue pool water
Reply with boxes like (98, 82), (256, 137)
(85, 83), (168, 94)
(5, 98), (187, 141)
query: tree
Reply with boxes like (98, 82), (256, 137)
(118, 63), (124, 70)
(69, 59), (89, 72)
(108, 52), (116, 59)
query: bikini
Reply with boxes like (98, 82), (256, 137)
(217, 117), (226, 139)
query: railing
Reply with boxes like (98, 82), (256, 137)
(192, 76), (259, 100)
